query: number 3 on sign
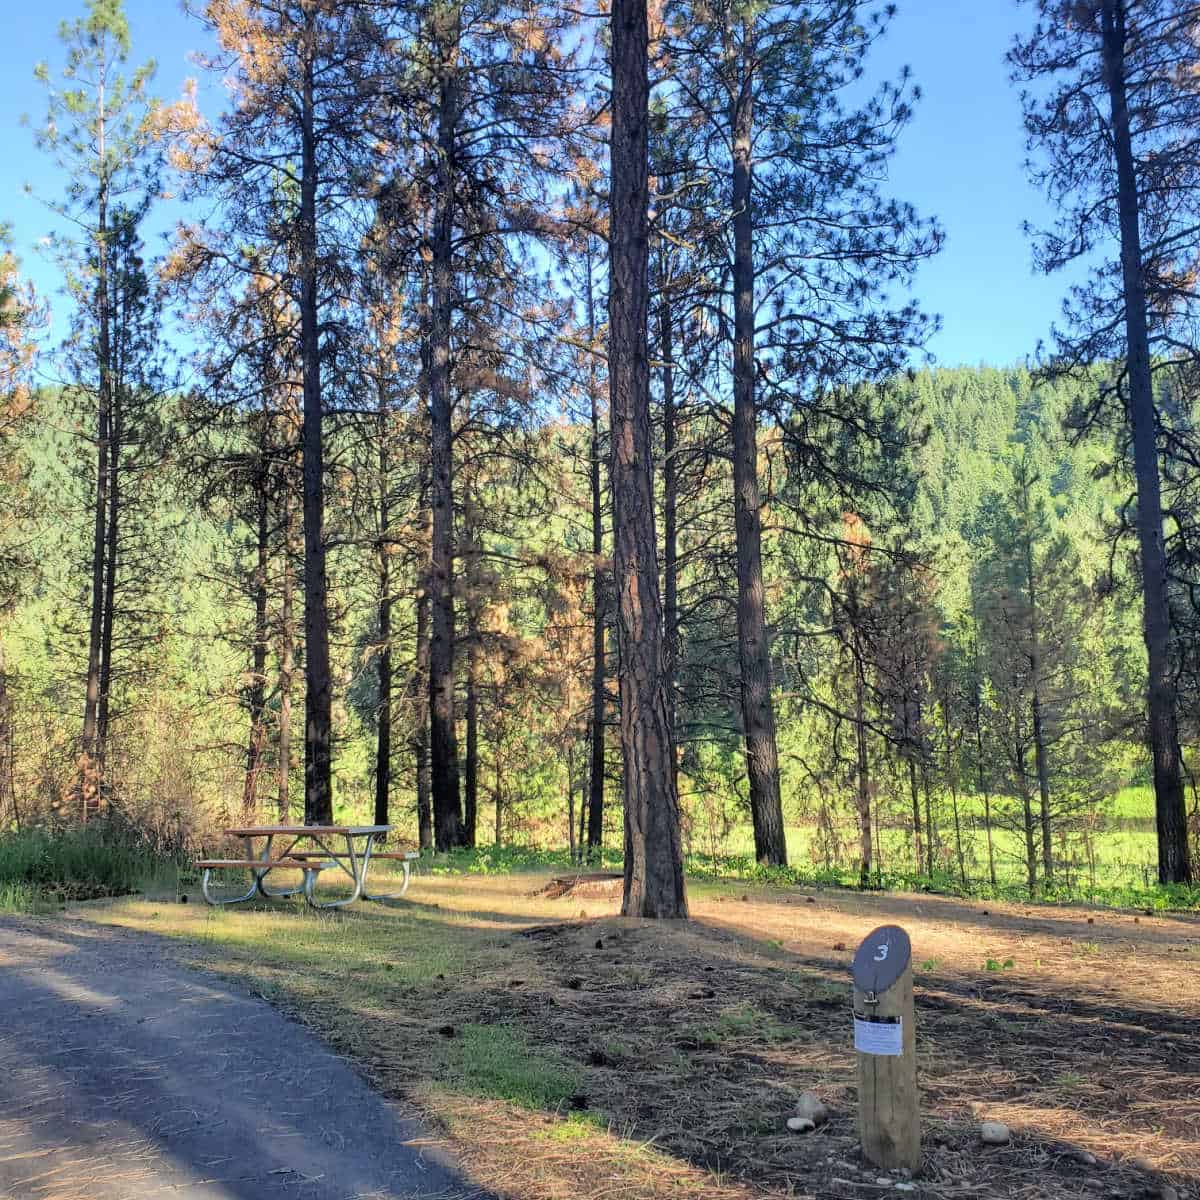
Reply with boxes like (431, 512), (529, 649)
(874, 943), (889, 962)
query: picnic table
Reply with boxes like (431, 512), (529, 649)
(195, 824), (419, 910)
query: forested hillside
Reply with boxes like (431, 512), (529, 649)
(2, 364), (1185, 899)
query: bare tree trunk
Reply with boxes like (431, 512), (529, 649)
(1031, 689), (1052, 880)
(730, 34), (786, 867)
(585, 246), (606, 861)
(567, 744), (577, 861)
(907, 753), (923, 873)
(493, 752), (503, 846)
(81, 126), (111, 818)
(1101, 0), (1190, 883)
(1019, 746), (1038, 898)
(610, 0), (687, 918)
(412, 575), (433, 850)
(464, 625), (479, 848)
(374, 386), (393, 830)
(299, 24), (333, 825)
(243, 477), (270, 820)
(375, 519), (392, 830)
(96, 387), (120, 773)
(944, 703), (967, 888)
(853, 644), (871, 888)
(277, 494), (296, 823)
(660, 269), (680, 802)
(0, 637), (15, 828)
(428, 28), (464, 850)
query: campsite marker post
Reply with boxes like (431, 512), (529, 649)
(851, 924), (920, 1173)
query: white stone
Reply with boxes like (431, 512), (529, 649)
(980, 1121), (1011, 1145)
(794, 1091), (830, 1126)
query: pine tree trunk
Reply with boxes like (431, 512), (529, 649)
(494, 752), (503, 846)
(96, 387), (120, 774)
(907, 754), (922, 873)
(730, 40), (786, 867)
(1023, 491), (1054, 881)
(299, 27), (333, 825)
(0, 636), (14, 828)
(464, 626), (479, 848)
(567, 744), (577, 861)
(1100, 0), (1191, 883)
(1019, 746), (1038, 897)
(375, 546), (392, 829)
(660, 278), (680, 801)
(586, 247), (606, 860)
(609, 0), (687, 919)
(412, 574), (434, 850)
(243, 477), (270, 821)
(81, 162), (111, 818)
(428, 34), (464, 850)
(854, 644), (871, 888)
(375, 396), (392, 830)
(277, 494), (296, 823)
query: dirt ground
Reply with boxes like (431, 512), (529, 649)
(79, 870), (1200, 1200)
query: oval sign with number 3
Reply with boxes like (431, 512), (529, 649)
(850, 924), (911, 996)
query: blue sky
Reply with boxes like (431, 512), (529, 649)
(1, 0), (1074, 368)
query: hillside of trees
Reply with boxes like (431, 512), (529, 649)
(3, 0), (1200, 916)
(2, 361), (1192, 900)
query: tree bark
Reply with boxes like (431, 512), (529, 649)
(660, 267), (680, 802)
(0, 636), (15, 828)
(80, 96), (111, 817)
(609, 0), (687, 919)
(1100, 0), (1191, 883)
(1019, 745), (1038, 898)
(412, 573), (434, 850)
(299, 21), (333, 825)
(243, 474), (270, 821)
(907, 754), (922, 873)
(428, 24), (465, 850)
(374, 477), (392, 829)
(586, 245), (606, 860)
(853, 642), (872, 888)
(96, 377), (120, 767)
(464, 623), (479, 847)
(277, 492), (296, 823)
(730, 40), (786, 866)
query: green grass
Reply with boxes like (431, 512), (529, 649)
(0, 824), (178, 911)
(442, 1024), (584, 1111)
(412, 840), (1200, 912)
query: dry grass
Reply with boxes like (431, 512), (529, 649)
(73, 867), (1200, 1199)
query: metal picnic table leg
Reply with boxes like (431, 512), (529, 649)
(362, 839), (413, 902)
(303, 833), (369, 910)
(200, 867), (257, 906)
(251, 834), (304, 900)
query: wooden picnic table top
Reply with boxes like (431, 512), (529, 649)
(224, 824), (393, 837)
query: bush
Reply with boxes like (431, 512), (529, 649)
(0, 821), (179, 910)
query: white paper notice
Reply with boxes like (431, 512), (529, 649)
(854, 1016), (903, 1057)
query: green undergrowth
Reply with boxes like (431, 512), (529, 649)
(0, 824), (179, 911)
(421, 843), (1200, 913)
(440, 1023), (585, 1111)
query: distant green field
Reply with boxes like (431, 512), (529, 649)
(710, 786), (1165, 898)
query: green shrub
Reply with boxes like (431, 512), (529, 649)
(0, 823), (177, 910)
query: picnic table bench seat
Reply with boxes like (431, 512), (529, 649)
(195, 857), (336, 906)
(287, 847), (419, 897)
(194, 858), (332, 870)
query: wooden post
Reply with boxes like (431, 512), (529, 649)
(851, 924), (920, 1173)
